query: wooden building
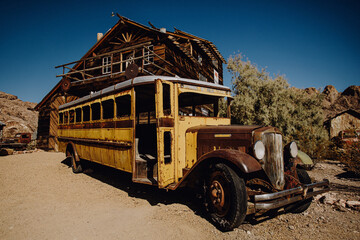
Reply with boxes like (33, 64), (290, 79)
(35, 15), (226, 151)
(324, 109), (360, 138)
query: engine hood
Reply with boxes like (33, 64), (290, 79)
(187, 125), (280, 137)
(186, 125), (280, 158)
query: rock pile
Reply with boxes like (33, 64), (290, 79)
(315, 192), (360, 211)
(0, 91), (38, 139)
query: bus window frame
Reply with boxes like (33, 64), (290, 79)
(177, 88), (230, 118)
(90, 100), (101, 122)
(114, 90), (132, 120)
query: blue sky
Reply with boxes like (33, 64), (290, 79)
(0, 0), (359, 103)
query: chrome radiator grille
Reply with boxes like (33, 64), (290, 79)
(262, 133), (285, 190)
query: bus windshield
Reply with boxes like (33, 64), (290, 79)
(178, 92), (228, 118)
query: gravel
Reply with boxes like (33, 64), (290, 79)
(0, 152), (359, 240)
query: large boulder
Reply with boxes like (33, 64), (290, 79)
(342, 85), (360, 98)
(0, 91), (38, 138)
(323, 85), (339, 104)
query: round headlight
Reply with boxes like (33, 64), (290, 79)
(254, 141), (265, 160)
(289, 141), (298, 158)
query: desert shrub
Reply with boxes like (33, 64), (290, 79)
(227, 54), (329, 159)
(26, 140), (37, 150)
(337, 142), (360, 175)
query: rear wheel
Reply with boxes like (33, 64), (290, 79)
(205, 163), (247, 231)
(70, 152), (82, 173)
(285, 168), (312, 213)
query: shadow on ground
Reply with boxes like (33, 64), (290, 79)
(336, 171), (360, 182)
(61, 158), (206, 218)
(61, 158), (306, 230)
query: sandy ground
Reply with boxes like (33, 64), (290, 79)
(0, 152), (359, 240)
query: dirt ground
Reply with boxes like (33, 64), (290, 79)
(0, 152), (359, 240)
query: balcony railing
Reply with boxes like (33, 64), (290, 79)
(55, 42), (176, 84)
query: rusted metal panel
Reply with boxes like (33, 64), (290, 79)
(198, 149), (262, 173)
(157, 118), (174, 127)
(167, 149), (262, 190)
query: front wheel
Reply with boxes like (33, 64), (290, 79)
(205, 163), (247, 231)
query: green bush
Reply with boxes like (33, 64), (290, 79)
(227, 54), (329, 159)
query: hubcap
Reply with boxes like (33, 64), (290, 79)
(209, 177), (229, 217)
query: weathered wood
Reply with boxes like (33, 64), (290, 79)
(38, 16), (227, 151)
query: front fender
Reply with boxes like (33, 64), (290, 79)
(198, 149), (262, 173)
(167, 149), (262, 190)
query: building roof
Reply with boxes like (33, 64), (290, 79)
(324, 109), (360, 123)
(0, 121), (5, 126)
(35, 14), (225, 111)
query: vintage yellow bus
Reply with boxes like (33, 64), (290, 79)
(58, 76), (329, 231)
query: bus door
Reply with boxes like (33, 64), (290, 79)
(155, 79), (175, 188)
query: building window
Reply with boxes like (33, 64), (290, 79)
(144, 45), (154, 65)
(212, 59), (219, 69)
(122, 52), (134, 70)
(102, 56), (111, 74)
(197, 55), (202, 65)
(199, 73), (207, 82)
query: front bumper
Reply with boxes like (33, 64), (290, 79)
(254, 179), (330, 210)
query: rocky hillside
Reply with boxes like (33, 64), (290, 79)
(0, 91), (38, 139)
(321, 85), (360, 119)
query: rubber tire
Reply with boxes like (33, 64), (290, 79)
(70, 153), (83, 173)
(285, 168), (312, 213)
(206, 163), (247, 231)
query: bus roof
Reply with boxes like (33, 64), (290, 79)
(59, 76), (231, 110)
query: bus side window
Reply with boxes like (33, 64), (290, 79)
(116, 95), (131, 118)
(102, 99), (114, 119)
(164, 131), (172, 164)
(163, 84), (171, 116)
(91, 103), (101, 121)
(59, 112), (64, 124)
(69, 110), (75, 124)
(83, 106), (90, 122)
(64, 111), (69, 124)
(75, 108), (82, 123)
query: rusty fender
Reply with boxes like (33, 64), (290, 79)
(66, 142), (80, 163)
(168, 149), (262, 190)
(198, 149), (262, 173)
